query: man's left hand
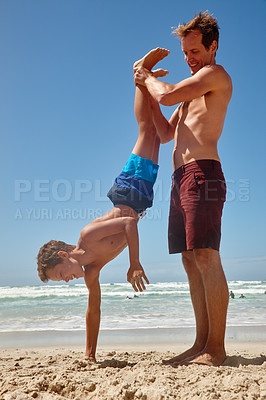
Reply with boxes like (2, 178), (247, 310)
(134, 66), (152, 86)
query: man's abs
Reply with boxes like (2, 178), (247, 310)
(172, 142), (220, 169)
(173, 96), (227, 169)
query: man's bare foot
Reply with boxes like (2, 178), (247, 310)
(162, 345), (203, 365)
(133, 47), (170, 72)
(84, 355), (96, 363)
(176, 351), (226, 367)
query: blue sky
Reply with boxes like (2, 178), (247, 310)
(1, 0), (266, 286)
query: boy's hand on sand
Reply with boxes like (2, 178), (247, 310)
(127, 264), (149, 292)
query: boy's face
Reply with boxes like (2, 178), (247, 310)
(181, 30), (216, 75)
(46, 253), (85, 282)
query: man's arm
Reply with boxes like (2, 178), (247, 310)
(135, 64), (229, 106)
(82, 218), (149, 291)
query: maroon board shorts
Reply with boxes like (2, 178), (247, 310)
(168, 159), (226, 254)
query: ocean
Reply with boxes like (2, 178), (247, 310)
(0, 281), (265, 347)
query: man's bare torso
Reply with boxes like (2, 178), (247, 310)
(173, 65), (232, 170)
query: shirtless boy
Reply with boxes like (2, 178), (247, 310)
(37, 48), (169, 361)
(134, 12), (232, 366)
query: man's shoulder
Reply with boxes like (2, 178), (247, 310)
(199, 64), (232, 94)
(202, 64), (231, 81)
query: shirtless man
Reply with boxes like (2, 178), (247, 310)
(37, 48), (169, 361)
(134, 12), (232, 366)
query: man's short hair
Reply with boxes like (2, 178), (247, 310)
(173, 11), (220, 52)
(37, 240), (74, 283)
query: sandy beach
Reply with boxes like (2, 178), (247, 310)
(1, 282), (266, 399)
(1, 342), (265, 400)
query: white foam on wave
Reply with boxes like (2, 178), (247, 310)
(1, 281), (265, 333)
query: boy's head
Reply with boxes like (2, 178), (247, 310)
(173, 11), (219, 53)
(37, 240), (75, 282)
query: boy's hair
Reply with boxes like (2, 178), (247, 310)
(173, 11), (220, 52)
(37, 240), (75, 283)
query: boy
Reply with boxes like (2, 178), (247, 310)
(37, 48), (170, 361)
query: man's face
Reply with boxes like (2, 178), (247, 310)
(181, 30), (215, 75)
(46, 255), (85, 283)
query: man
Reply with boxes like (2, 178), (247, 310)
(37, 48), (170, 361)
(134, 11), (232, 366)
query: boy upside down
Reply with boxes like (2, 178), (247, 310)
(37, 48), (169, 361)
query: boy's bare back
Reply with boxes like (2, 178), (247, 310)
(77, 205), (138, 270)
(75, 204), (148, 292)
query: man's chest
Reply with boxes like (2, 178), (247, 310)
(179, 97), (207, 122)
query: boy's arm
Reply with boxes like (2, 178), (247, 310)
(82, 217), (149, 291)
(122, 217), (149, 292)
(84, 271), (101, 361)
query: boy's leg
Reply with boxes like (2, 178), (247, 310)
(132, 85), (160, 164)
(132, 48), (170, 164)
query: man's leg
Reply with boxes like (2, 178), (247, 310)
(164, 249), (228, 366)
(163, 250), (209, 364)
(188, 248), (229, 366)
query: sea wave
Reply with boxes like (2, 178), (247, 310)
(1, 281), (265, 300)
(0, 281), (265, 333)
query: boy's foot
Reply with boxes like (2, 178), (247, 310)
(152, 68), (169, 78)
(133, 47), (170, 72)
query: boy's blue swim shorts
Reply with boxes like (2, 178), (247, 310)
(107, 153), (159, 213)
